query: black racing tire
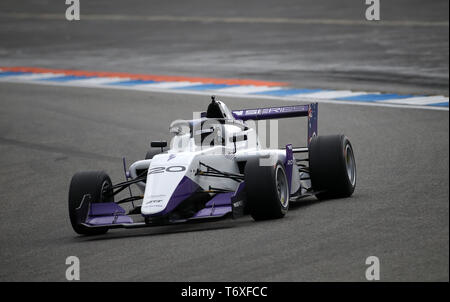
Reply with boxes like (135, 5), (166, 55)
(309, 135), (356, 200)
(244, 158), (289, 221)
(68, 171), (114, 235)
(145, 149), (162, 160)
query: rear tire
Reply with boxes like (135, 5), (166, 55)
(244, 158), (289, 220)
(68, 171), (113, 235)
(309, 135), (356, 200)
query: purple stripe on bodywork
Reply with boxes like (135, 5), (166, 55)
(86, 202), (133, 226)
(232, 104), (309, 121)
(307, 103), (318, 146)
(234, 181), (245, 196)
(192, 182), (245, 219)
(285, 144), (293, 190)
(89, 202), (126, 216)
(205, 192), (234, 207)
(145, 176), (200, 217)
(192, 205), (232, 218)
(86, 215), (133, 225)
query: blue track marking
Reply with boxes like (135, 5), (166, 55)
(335, 93), (415, 102)
(428, 102), (449, 107)
(175, 84), (235, 90)
(39, 75), (94, 82)
(0, 71), (28, 77)
(1, 68), (447, 110)
(107, 80), (157, 86)
(253, 88), (324, 96)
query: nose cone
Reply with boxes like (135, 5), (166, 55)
(141, 153), (199, 216)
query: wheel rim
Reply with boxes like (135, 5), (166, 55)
(275, 165), (289, 208)
(344, 144), (356, 186)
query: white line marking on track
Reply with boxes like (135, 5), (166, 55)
(134, 81), (204, 89)
(292, 90), (370, 99)
(380, 95), (449, 105)
(216, 85), (283, 94)
(0, 72), (65, 81)
(0, 76), (447, 111)
(66, 77), (131, 85)
(1, 13), (448, 27)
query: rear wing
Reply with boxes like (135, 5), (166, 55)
(232, 103), (318, 146)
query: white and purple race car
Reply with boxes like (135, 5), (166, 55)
(68, 97), (356, 235)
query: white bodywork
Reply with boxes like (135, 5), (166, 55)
(128, 103), (304, 216)
(130, 141), (302, 217)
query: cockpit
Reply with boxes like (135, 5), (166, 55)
(168, 98), (256, 152)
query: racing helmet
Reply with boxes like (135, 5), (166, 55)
(206, 96), (233, 119)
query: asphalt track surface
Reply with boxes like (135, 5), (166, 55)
(0, 0), (448, 281)
(0, 0), (448, 95)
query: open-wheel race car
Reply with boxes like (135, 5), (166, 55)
(68, 97), (356, 235)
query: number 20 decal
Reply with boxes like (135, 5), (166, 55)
(148, 166), (186, 174)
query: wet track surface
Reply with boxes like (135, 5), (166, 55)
(0, 0), (448, 281)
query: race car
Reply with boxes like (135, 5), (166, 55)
(68, 97), (356, 235)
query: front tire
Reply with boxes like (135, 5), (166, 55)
(68, 171), (113, 235)
(244, 158), (289, 221)
(309, 135), (356, 200)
